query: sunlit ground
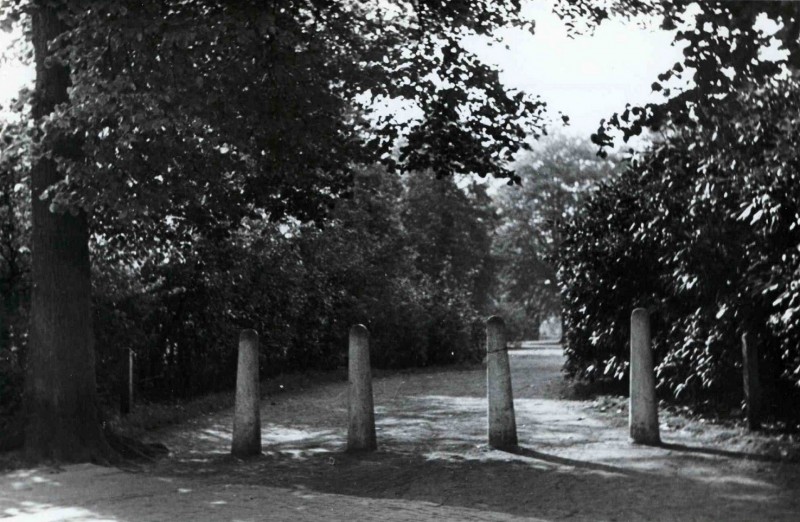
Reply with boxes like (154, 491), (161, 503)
(2, 346), (799, 521)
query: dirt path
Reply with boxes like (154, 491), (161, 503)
(3, 344), (799, 520)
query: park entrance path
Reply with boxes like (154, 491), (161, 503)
(3, 342), (800, 520)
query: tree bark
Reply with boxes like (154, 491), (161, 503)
(24, 2), (114, 463)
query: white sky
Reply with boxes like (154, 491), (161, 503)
(0, 26), (32, 109)
(0, 1), (681, 139)
(465, 1), (682, 138)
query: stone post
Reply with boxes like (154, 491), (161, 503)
(742, 333), (761, 431)
(629, 308), (660, 445)
(120, 348), (133, 415)
(347, 324), (376, 452)
(232, 329), (261, 457)
(487, 316), (518, 450)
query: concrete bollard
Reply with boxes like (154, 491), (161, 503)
(629, 308), (660, 445)
(232, 329), (261, 457)
(347, 324), (376, 452)
(120, 348), (134, 415)
(742, 333), (761, 431)
(487, 316), (518, 450)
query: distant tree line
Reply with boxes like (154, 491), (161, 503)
(0, 85), (605, 431)
(492, 136), (617, 340)
(1, 155), (499, 412)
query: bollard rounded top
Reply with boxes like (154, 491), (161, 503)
(487, 315), (505, 327)
(239, 329), (259, 343)
(349, 324), (369, 337)
(631, 308), (649, 319)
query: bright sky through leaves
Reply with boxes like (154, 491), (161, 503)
(0, 1), (680, 139)
(0, 26), (31, 112)
(465, 0), (682, 138)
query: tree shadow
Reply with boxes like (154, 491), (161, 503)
(507, 445), (640, 476)
(147, 442), (799, 521)
(659, 442), (786, 463)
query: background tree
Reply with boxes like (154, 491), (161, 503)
(401, 171), (496, 363)
(403, 173), (496, 310)
(493, 136), (616, 340)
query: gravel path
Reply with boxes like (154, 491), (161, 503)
(2, 343), (799, 521)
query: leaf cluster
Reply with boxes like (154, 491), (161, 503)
(558, 78), (800, 422)
(557, 1), (799, 156)
(88, 165), (494, 401)
(15, 0), (547, 230)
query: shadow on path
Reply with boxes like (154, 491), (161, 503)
(144, 345), (800, 521)
(151, 442), (797, 522)
(659, 442), (784, 463)
(507, 445), (640, 476)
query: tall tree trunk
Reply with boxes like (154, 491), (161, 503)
(24, 2), (114, 463)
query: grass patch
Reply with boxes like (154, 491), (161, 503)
(107, 368), (348, 440)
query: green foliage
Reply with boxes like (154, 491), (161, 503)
(553, 1), (800, 422)
(558, 167), (660, 384)
(402, 172), (496, 363)
(558, 79), (800, 421)
(403, 172), (496, 311)
(19, 0), (547, 230)
(87, 165), (491, 403)
(4, 0), (537, 413)
(0, 90), (31, 415)
(558, 2), (800, 153)
(492, 136), (616, 340)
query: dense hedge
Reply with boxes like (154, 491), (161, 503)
(3, 166), (490, 411)
(92, 167), (491, 404)
(558, 81), (800, 422)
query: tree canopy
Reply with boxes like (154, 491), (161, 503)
(557, 1), (800, 153)
(8, 0), (547, 228)
(1, 0), (552, 461)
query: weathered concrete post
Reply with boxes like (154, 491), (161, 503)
(348, 324), (376, 452)
(120, 348), (134, 415)
(629, 308), (660, 445)
(487, 316), (518, 450)
(232, 329), (261, 457)
(742, 333), (761, 431)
